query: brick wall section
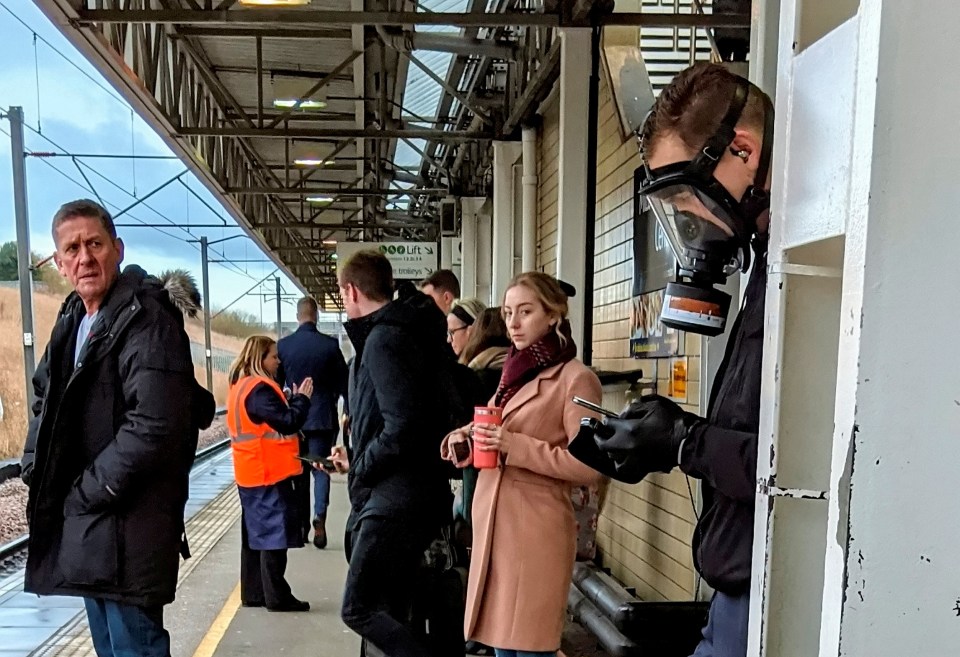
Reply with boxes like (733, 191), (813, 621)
(592, 76), (704, 602)
(537, 97), (560, 277)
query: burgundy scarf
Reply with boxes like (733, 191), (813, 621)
(495, 320), (577, 408)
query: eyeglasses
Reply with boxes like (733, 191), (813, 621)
(447, 326), (468, 339)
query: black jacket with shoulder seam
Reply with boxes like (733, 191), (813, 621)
(21, 266), (215, 608)
(343, 293), (455, 533)
(679, 238), (767, 595)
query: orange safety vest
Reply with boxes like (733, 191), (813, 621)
(226, 375), (302, 488)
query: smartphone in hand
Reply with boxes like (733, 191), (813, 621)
(297, 455), (337, 472)
(571, 396), (619, 419)
(451, 440), (471, 463)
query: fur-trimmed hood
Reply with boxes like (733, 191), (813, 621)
(56, 265), (202, 322)
(155, 268), (202, 318)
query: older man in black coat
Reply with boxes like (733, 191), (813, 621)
(20, 199), (214, 657)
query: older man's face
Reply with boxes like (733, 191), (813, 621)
(54, 215), (123, 312)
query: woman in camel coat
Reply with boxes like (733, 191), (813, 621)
(443, 272), (602, 657)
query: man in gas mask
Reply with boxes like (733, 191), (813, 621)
(570, 62), (774, 656)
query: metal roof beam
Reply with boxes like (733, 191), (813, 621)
(503, 38), (562, 134)
(175, 26), (353, 39)
(76, 9), (751, 28)
(266, 51), (363, 129)
(77, 9), (560, 27)
(180, 127), (493, 140)
(230, 187), (447, 196)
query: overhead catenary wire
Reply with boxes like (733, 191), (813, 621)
(0, 1), (130, 109)
(5, 118), (259, 281)
(0, 7), (297, 287)
(0, 6), (253, 275)
(0, 123), (261, 283)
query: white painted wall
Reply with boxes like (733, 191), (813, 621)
(751, 1), (960, 655)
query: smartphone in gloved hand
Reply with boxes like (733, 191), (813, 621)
(571, 396), (619, 419)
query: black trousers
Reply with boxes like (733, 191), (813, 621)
(240, 513), (294, 607)
(342, 516), (434, 657)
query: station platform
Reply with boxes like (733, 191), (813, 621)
(1, 450), (604, 657)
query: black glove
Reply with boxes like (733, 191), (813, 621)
(569, 420), (658, 484)
(598, 395), (702, 478)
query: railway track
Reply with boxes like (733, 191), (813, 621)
(0, 411), (230, 568)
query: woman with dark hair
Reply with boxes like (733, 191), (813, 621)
(442, 273), (602, 657)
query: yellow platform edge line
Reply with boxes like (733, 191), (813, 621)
(190, 582), (241, 657)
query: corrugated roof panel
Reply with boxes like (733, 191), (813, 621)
(396, 0), (470, 171)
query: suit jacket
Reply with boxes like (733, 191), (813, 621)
(277, 323), (348, 432)
(443, 358), (602, 652)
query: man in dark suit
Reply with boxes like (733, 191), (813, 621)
(278, 296), (348, 549)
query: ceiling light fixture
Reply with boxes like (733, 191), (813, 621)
(294, 158), (336, 167)
(273, 99), (327, 110)
(240, 0), (311, 6)
(306, 196), (335, 204)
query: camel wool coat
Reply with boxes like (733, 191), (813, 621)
(449, 358), (602, 652)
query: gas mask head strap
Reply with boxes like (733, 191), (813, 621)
(687, 78), (750, 177)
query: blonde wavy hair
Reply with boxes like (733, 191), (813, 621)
(228, 335), (277, 386)
(502, 272), (570, 345)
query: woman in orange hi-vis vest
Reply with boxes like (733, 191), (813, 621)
(227, 335), (313, 612)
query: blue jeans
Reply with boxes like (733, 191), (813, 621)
(690, 590), (750, 657)
(84, 598), (170, 657)
(493, 650), (555, 657)
(306, 432), (334, 517)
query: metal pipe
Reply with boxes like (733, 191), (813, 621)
(567, 587), (641, 657)
(8, 107), (37, 408)
(581, 26), (601, 366)
(520, 125), (537, 271)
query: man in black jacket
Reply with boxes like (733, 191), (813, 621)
(570, 63), (773, 657)
(20, 199), (215, 657)
(337, 250), (453, 657)
(277, 295), (348, 548)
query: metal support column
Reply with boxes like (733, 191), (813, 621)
(199, 236), (214, 393)
(460, 196), (484, 300)
(8, 107), (37, 408)
(275, 277), (282, 338)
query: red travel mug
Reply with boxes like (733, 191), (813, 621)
(473, 407), (502, 469)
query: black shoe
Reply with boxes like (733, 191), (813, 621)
(312, 515), (328, 550)
(241, 600), (265, 608)
(267, 598), (310, 612)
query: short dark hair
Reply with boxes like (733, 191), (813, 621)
(420, 269), (460, 298)
(52, 199), (117, 243)
(641, 62), (770, 159)
(297, 296), (318, 318)
(339, 250), (394, 302)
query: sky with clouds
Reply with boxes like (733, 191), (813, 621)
(0, 0), (314, 326)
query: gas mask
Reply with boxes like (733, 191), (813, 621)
(638, 77), (774, 336)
